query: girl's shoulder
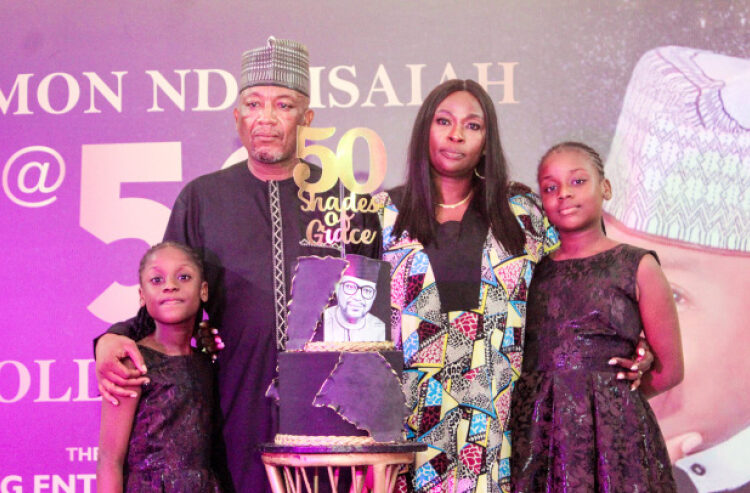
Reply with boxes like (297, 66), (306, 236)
(136, 341), (203, 363)
(136, 344), (213, 383)
(135, 343), (168, 368)
(614, 243), (660, 266)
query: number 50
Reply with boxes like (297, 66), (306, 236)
(294, 126), (387, 195)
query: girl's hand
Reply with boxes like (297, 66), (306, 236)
(609, 337), (654, 391)
(95, 334), (149, 406)
(195, 321), (225, 362)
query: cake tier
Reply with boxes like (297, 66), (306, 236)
(277, 350), (404, 440)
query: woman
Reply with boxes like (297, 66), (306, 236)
(376, 80), (647, 492)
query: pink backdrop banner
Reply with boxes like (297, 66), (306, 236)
(2, 2), (748, 491)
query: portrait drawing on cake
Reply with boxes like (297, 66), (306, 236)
(322, 255), (390, 342)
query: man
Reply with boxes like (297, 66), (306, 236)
(95, 37), (380, 492)
(604, 46), (750, 492)
(323, 255), (386, 342)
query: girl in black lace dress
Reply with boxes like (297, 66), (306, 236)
(510, 143), (684, 492)
(97, 242), (225, 492)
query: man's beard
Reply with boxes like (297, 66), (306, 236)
(251, 148), (291, 164)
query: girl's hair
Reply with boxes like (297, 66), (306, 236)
(138, 241), (205, 283)
(392, 79), (526, 254)
(538, 141), (605, 179)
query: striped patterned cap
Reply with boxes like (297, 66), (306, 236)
(605, 46), (750, 253)
(239, 36), (310, 96)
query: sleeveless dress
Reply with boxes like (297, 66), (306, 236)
(510, 244), (675, 492)
(124, 345), (223, 492)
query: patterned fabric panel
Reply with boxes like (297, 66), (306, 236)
(375, 191), (558, 492)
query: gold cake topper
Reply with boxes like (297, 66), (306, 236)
(294, 126), (386, 246)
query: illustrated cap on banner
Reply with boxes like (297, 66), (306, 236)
(239, 36), (310, 96)
(604, 46), (750, 253)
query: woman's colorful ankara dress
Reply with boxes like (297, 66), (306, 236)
(376, 189), (557, 492)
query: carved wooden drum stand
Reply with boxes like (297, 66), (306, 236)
(260, 442), (426, 493)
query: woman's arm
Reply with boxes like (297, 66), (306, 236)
(97, 358), (141, 493)
(635, 253), (684, 398)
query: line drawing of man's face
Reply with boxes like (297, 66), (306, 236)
(336, 275), (377, 324)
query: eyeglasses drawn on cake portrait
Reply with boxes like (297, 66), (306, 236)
(322, 255), (390, 343)
(603, 45), (750, 492)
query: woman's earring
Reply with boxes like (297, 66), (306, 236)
(474, 168), (485, 180)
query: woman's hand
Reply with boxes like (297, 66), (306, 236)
(609, 336), (654, 391)
(194, 321), (225, 361)
(95, 333), (149, 405)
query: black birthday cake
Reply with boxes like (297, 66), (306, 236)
(274, 255), (408, 445)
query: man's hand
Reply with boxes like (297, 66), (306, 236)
(194, 321), (225, 361)
(609, 337), (654, 391)
(95, 333), (149, 405)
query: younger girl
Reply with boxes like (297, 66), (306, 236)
(510, 142), (683, 492)
(97, 242), (224, 492)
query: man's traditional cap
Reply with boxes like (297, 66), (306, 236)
(239, 36), (310, 96)
(605, 46), (750, 253)
(343, 255), (381, 283)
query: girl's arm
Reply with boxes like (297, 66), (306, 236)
(636, 253), (684, 398)
(97, 358), (142, 493)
